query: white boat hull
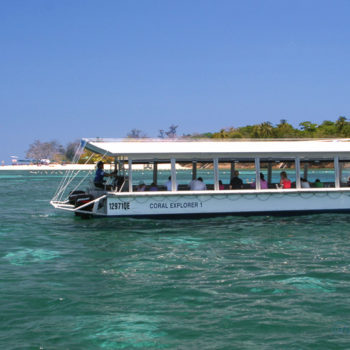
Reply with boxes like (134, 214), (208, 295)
(98, 189), (350, 217)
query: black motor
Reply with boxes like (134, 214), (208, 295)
(74, 193), (95, 218)
(68, 190), (86, 205)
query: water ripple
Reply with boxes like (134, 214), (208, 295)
(4, 249), (60, 265)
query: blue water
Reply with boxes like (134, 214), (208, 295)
(1, 170), (350, 349)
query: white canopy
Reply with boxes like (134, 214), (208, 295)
(83, 138), (350, 161)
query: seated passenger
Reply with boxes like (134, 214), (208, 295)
(165, 176), (178, 191)
(250, 173), (268, 189)
(279, 171), (291, 189)
(314, 178), (324, 188)
(219, 180), (225, 190)
(229, 170), (243, 189)
(136, 181), (146, 192)
(149, 182), (158, 191)
(300, 177), (310, 188)
(94, 161), (117, 190)
(189, 177), (207, 191)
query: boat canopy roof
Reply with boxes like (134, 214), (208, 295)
(82, 138), (350, 161)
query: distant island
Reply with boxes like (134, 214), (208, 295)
(5, 117), (350, 166)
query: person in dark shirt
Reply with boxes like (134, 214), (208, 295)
(94, 161), (117, 189)
(230, 170), (243, 189)
(149, 182), (159, 191)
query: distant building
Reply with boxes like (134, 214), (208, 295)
(10, 156), (50, 165)
(11, 156), (18, 165)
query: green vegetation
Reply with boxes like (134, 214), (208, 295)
(191, 117), (350, 139)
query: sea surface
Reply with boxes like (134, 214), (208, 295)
(1, 170), (350, 349)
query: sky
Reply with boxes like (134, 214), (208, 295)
(1, 0), (350, 163)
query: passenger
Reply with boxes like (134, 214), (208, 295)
(300, 177), (310, 188)
(165, 176), (178, 191)
(136, 181), (146, 192)
(188, 179), (195, 190)
(229, 170), (243, 189)
(149, 182), (158, 191)
(219, 180), (225, 190)
(314, 178), (324, 188)
(94, 161), (117, 190)
(189, 177), (207, 191)
(250, 173), (268, 189)
(279, 171), (291, 189)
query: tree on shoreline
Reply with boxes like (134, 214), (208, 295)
(127, 129), (147, 138)
(26, 140), (64, 161)
(65, 141), (80, 162)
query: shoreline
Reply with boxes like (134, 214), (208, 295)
(0, 163), (336, 171)
(0, 164), (96, 171)
(0, 164), (188, 171)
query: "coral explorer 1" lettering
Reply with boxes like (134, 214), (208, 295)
(149, 201), (202, 209)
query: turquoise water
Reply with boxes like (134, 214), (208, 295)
(1, 171), (350, 349)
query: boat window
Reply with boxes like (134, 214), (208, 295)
(340, 160), (350, 187)
(225, 160), (255, 189)
(300, 160), (335, 188)
(258, 161), (272, 189)
(187, 161), (212, 190)
(217, 161), (234, 190)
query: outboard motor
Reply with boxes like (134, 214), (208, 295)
(68, 190), (86, 205)
(74, 194), (95, 218)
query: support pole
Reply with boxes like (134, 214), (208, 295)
(214, 158), (219, 191)
(153, 162), (158, 184)
(303, 162), (309, 180)
(171, 158), (177, 191)
(339, 161), (344, 185)
(128, 159), (133, 192)
(192, 161), (197, 180)
(230, 161), (235, 180)
(295, 158), (301, 189)
(267, 162), (272, 185)
(255, 157), (261, 190)
(334, 156), (340, 188)
(114, 158), (118, 173)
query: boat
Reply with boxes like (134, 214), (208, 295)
(50, 138), (350, 218)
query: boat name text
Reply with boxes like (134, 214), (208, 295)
(149, 201), (202, 209)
